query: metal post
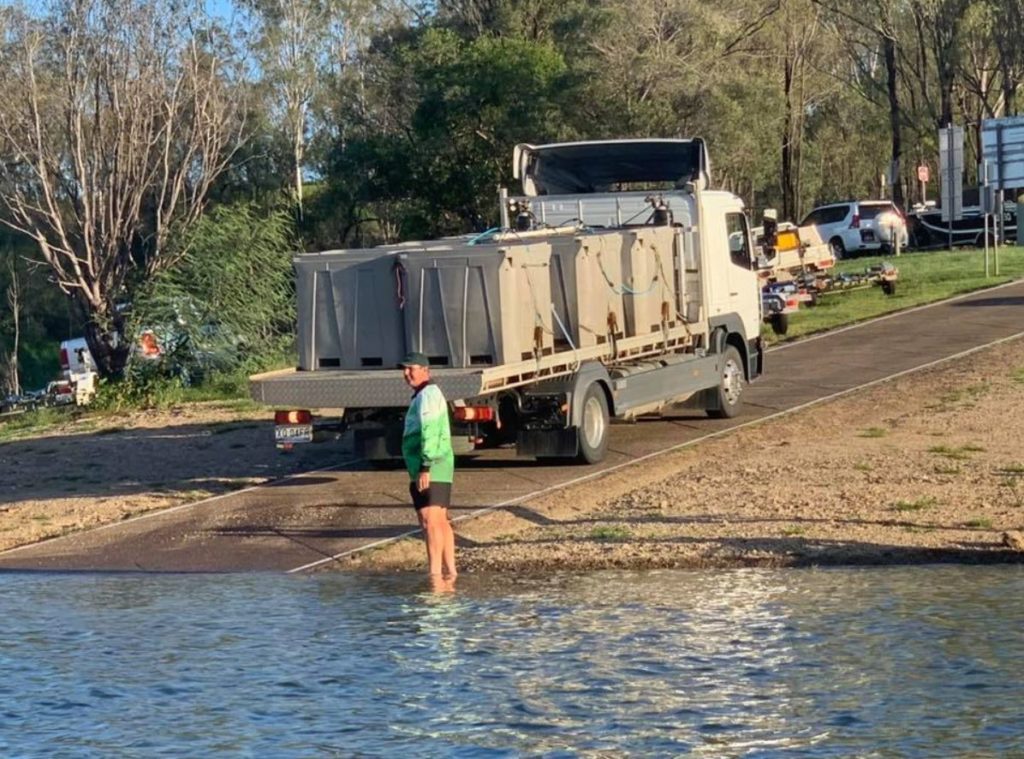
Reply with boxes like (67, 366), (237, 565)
(981, 160), (990, 277)
(996, 189), (1003, 275)
(984, 211), (990, 278)
(947, 123), (954, 252)
(498, 186), (510, 230)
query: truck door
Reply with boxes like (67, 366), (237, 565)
(723, 210), (761, 338)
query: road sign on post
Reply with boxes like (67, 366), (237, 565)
(917, 164), (930, 205)
(939, 125), (964, 225)
(981, 116), (1024, 191)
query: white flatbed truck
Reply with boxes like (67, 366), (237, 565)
(250, 139), (764, 464)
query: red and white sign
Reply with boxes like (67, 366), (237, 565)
(917, 164), (930, 183)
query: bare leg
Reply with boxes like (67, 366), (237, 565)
(419, 506), (446, 576)
(440, 508), (457, 579)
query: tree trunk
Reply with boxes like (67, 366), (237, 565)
(884, 35), (904, 208)
(782, 56), (796, 222)
(82, 304), (131, 379)
(5, 262), (21, 395)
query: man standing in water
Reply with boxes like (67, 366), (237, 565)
(400, 352), (457, 580)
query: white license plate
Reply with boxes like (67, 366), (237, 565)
(275, 424), (313, 444)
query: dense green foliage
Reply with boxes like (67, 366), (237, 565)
(126, 204), (297, 388)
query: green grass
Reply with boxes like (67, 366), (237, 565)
(589, 525), (632, 542)
(853, 462), (873, 472)
(965, 518), (993, 529)
(782, 525), (806, 536)
(935, 384), (989, 407)
(928, 444), (985, 460)
(892, 496), (939, 512)
(933, 464), (962, 475)
(0, 408), (73, 443)
(858, 427), (888, 438)
(764, 246), (1024, 344)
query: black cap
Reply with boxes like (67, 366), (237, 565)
(399, 351), (430, 368)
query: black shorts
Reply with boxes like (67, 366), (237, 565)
(409, 481), (452, 511)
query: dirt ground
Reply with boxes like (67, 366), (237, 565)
(0, 402), (340, 553)
(2, 340), (1024, 569)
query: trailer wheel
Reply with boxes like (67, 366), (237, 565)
(707, 345), (744, 419)
(881, 279), (896, 296)
(769, 312), (789, 335)
(577, 383), (610, 464)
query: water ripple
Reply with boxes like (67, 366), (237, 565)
(0, 567), (1022, 756)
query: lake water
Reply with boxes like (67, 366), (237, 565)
(1, 566), (1022, 757)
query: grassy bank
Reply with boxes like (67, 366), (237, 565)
(0, 370), (263, 443)
(765, 245), (1024, 344)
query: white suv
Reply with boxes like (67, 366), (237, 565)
(800, 200), (909, 259)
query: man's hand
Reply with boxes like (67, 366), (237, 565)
(417, 471), (430, 493)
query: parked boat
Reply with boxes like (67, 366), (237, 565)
(908, 203), (1018, 249)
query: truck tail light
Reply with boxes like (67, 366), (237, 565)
(454, 406), (494, 422)
(849, 214), (860, 229)
(59, 347), (69, 370)
(275, 410), (312, 424)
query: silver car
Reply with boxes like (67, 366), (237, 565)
(800, 200), (909, 259)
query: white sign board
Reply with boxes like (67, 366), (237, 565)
(939, 125), (964, 222)
(981, 116), (1024, 191)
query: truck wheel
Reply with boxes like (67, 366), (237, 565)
(577, 383), (609, 464)
(769, 312), (789, 335)
(707, 345), (744, 419)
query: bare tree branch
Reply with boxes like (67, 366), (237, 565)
(0, 0), (248, 376)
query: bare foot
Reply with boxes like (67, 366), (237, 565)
(428, 575), (455, 593)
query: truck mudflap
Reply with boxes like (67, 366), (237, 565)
(516, 427), (579, 459)
(750, 336), (764, 380)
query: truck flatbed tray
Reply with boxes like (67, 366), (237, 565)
(250, 323), (699, 408)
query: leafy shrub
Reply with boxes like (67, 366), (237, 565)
(127, 202), (297, 393)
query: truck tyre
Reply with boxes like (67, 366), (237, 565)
(769, 312), (789, 335)
(707, 344), (744, 419)
(577, 383), (610, 464)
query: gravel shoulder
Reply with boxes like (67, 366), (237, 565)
(2, 340), (1024, 570)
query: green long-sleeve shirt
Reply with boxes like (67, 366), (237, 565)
(402, 382), (454, 483)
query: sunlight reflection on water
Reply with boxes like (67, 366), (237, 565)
(1, 566), (1022, 756)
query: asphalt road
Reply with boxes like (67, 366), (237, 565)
(2, 279), (1023, 573)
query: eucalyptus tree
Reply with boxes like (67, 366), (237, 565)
(906, 0), (974, 129)
(955, 0), (1024, 165)
(812, 0), (910, 206)
(990, 0), (1024, 115)
(243, 0), (386, 219)
(324, 26), (573, 241)
(0, 0), (248, 378)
